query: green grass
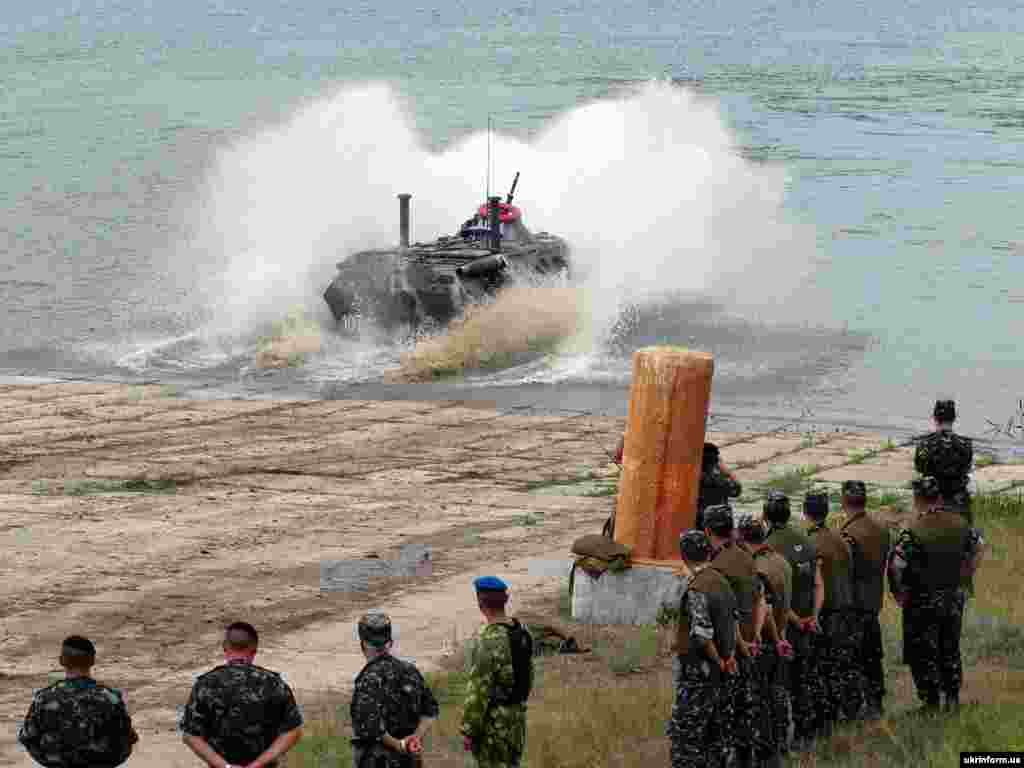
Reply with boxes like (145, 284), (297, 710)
(31, 478), (178, 496)
(975, 454), (996, 468)
(816, 702), (1024, 767)
(595, 625), (660, 676)
(760, 464), (820, 495)
(847, 448), (872, 464)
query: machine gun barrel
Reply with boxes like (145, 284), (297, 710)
(505, 171), (520, 205)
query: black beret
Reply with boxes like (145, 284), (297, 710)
(933, 399), (956, 422)
(803, 490), (829, 517)
(842, 480), (867, 501)
(703, 504), (735, 533)
(679, 530), (712, 562)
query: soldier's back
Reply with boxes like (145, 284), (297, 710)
(181, 663), (301, 767)
(808, 526), (855, 612)
(842, 515), (892, 612)
(915, 430), (973, 496)
(20, 678), (133, 768)
(906, 509), (971, 592)
(766, 524), (817, 618)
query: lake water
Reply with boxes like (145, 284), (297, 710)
(2, 0), (1022, 437)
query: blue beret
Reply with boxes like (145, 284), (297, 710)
(474, 576), (508, 592)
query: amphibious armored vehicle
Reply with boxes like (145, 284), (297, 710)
(323, 173), (570, 331)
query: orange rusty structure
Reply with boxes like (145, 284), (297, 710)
(613, 347), (714, 561)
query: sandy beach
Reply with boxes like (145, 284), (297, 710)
(2, 381), (1022, 767)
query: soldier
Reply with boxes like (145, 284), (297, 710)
(704, 504), (764, 768)
(803, 490), (862, 731)
(840, 479), (892, 719)
(667, 530), (739, 768)
(180, 622), (303, 768)
(18, 635), (138, 768)
(350, 612), (439, 767)
(461, 576), (534, 768)
(763, 491), (825, 751)
(889, 477), (984, 713)
(914, 399), (974, 523)
(697, 443), (743, 530)
(738, 514), (795, 768)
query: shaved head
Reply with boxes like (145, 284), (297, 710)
(224, 622), (258, 651)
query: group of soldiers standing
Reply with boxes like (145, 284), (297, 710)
(668, 399), (984, 767)
(17, 578), (531, 768)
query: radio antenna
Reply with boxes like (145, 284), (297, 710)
(486, 114), (492, 202)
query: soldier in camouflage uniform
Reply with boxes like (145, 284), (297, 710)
(803, 490), (862, 731)
(350, 612), (439, 767)
(914, 399), (974, 524)
(704, 504), (765, 768)
(18, 635), (138, 768)
(738, 514), (795, 768)
(840, 479), (892, 719)
(763, 491), (825, 751)
(180, 622), (303, 768)
(696, 444), (743, 531)
(461, 576), (534, 768)
(889, 477), (985, 713)
(668, 530), (738, 768)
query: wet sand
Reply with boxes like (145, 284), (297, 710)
(1, 381), (1021, 767)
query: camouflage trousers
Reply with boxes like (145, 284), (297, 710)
(903, 589), (966, 706)
(755, 645), (790, 757)
(788, 629), (825, 742)
(667, 657), (725, 768)
(720, 654), (760, 759)
(857, 612), (885, 710)
(814, 611), (865, 725)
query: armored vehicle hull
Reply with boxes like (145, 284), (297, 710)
(323, 181), (570, 332)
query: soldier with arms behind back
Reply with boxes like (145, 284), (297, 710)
(840, 480), (892, 719)
(18, 635), (138, 768)
(350, 612), (439, 767)
(889, 478), (984, 713)
(738, 513), (794, 768)
(667, 531), (738, 768)
(803, 490), (862, 730)
(704, 504), (765, 768)
(180, 622), (303, 768)
(763, 491), (826, 751)
(461, 577), (534, 768)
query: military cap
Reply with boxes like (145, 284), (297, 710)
(473, 575), (508, 593)
(842, 480), (867, 501)
(933, 399), (956, 422)
(357, 612), (392, 647)
(763, 491), (791, 523)
(912, 476), (941, 500)
(679, 530), (712, 562)
(61, 635), (96, 656)
(803, 490), (829, 518)
(736, 513), (767, 544)
(703, 504), (735, 533)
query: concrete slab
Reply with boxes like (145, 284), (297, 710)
(571, 563), (686, 625)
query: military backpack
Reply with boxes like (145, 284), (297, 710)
(491, 620), (534, 706)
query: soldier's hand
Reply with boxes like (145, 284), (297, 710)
(893, 591), (910, 608)
(129, 728), (139, 745)
(777, 640), (794, 659)
(464, 736), (473, 752)
(749, 641), (762, 657)
(406, 736), (423, 754)
(723, 656), (738, 675)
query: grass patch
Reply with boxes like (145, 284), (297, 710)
(975, 453), (996, 468)
(815, 702), (1024, 767)
(31, 478), (177, 496)
(847, 448), (872, 464)
(760, 464), (820, 495)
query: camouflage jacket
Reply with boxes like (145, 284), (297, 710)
(179, 660), (303, 767)
(914, 429), (973, 497)
(888, 515), (984, 597)
(18, 677), (136, 768)
(350, 653), (439, 767)
(460, 621), (533, 764)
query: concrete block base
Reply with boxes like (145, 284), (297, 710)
(571, 563), (687, 625)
